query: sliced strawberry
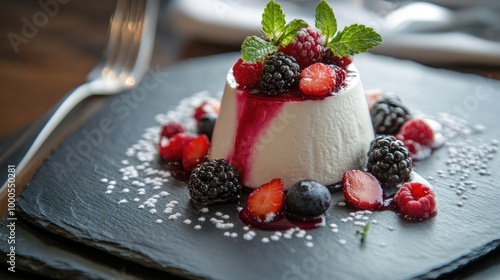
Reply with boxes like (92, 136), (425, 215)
(399, 119), (434, 146)
(159, 133), (196, 162)
(194, 99), (220, 123)
(299, 63), (336, 97)
(246, 178), (285, 222)
(160, 121), (185, 139)
(182, 135), (210, 171)
(342, 170), (383, 210)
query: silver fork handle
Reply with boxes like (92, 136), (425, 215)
(0, 0), (159, 194)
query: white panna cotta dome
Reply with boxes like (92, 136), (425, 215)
(210, 64), (374, 189)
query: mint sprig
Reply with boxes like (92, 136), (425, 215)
(329, 24), (382, 57)
(316, 0), (382, 57)
(241, 36), (278, 63)
(356, 221), (371, 242)
(261, 0), (286, 43)
(315, 0), (337, 43)
(241, 0), (382, 63)
(241, 0), (307, 62)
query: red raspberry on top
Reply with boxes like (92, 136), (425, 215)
(333, 65), (346, 91)
(160, 122), (185, 139)
(323, 49), (352, 69)
(280, 27), (326, 69)
(394, 182), (437, 221)
(232, 58), (264, 88)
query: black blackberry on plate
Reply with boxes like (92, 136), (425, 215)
(259, 52), (300, 94)
(367, 135), (412, 188)
(370, 96), (411, 135)
(188, 159), (241, 206)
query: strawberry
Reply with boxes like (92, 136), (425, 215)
(160, 122), (185, 139)
(159, 133), (196, 162)
(399, 119), (434, 147)
(299, 63), (336, 96)
(182, 135), (210, 171)
(342, 170), (383, 210)
(194, 99), (220, 123)
(246, 178), (285, 222)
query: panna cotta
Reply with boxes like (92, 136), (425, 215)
(210, 64), (374, 189)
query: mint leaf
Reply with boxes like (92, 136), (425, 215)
(328, 24), (382, 57)
(241, 36), (278, 62)
(356, 221), (371, 242)
(277, 19), (308, 47)
(315, 0), (337, 42)
(261, 0), (286, 43)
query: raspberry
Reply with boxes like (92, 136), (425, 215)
(394, 182), (437, 220)
(323, 50), (352, 68)
(194, 99), (220, 123)
(280, 27), (326, 69)
(299, 63), (336, 96)
(232, 58), (264, 88)
(333, 65), (346, 92)
(259, 52), (300, 94)
(370, 96), (411, 135)
(399, 119), (434, 147)
(188, 159), (242, 206)
(367, 135), (412, 188)
(160, 122), (185, 139)
(159, 133), (196, 162)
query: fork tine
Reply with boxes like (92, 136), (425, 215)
(128, 0), (158, 84)
(103, 0), (158, 86)
(101, 0), (128, 80)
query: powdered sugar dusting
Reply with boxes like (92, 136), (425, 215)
(100, 89), (497, 249)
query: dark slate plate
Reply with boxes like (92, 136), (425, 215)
(15, 53), (500, 280)
(0, 216), (182, 279)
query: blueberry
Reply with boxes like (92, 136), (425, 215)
(197, 113), (217, 140)
(286, 180), (331, 218)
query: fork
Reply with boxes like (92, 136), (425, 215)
(0, 0), (159, 199)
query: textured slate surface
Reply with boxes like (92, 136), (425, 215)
(13, 53), (500, 280)
(0, 216), (180, 280)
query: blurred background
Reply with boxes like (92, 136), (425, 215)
(1, 0), (499, 138)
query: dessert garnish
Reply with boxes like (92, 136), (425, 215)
(188, 159), (242, 206)
(371, 95), (412, 135)
(367, 135), (413, 188)
(161, 0), (441, 229)
(393, 182), (437, 220)
(246, 178), (285, 222)
(342, 170), (383, 211)
(234, 0), (382, 96)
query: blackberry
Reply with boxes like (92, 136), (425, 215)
(188, 159), (241, 206)
(367, 135), (412, 188)
(370, 96), (411, 135)
(259, 52), (300, 94)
